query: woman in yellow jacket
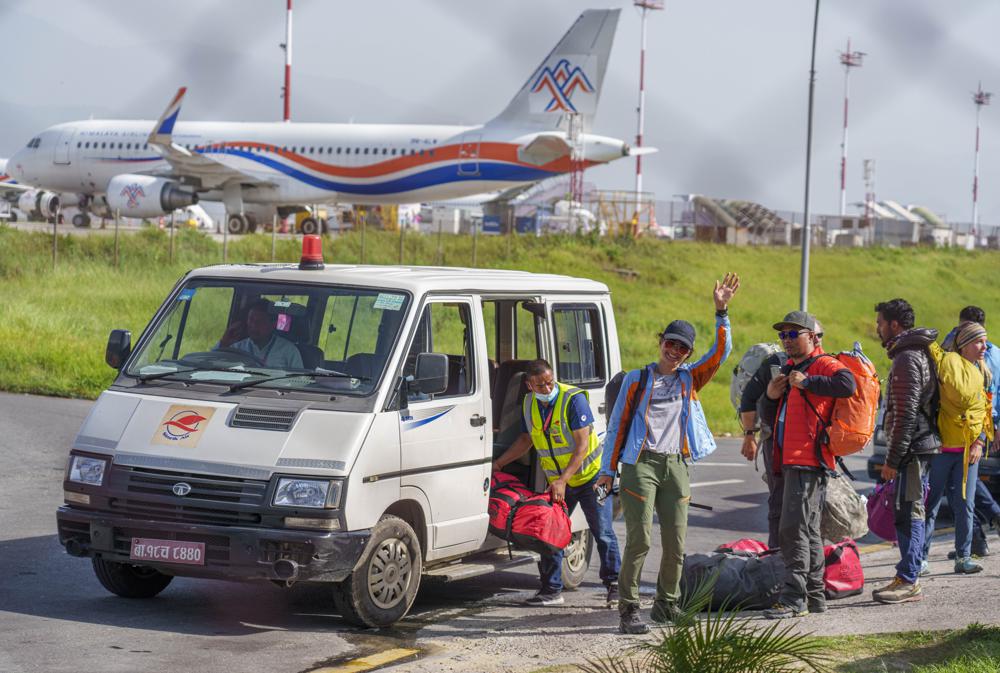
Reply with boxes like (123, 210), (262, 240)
(921, 321), (995, 574)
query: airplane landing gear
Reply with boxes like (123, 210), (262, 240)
(71, 212), (91, 228)
(226, 214), (249, 235)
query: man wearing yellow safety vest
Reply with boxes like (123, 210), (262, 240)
(493, 359), (622, 607)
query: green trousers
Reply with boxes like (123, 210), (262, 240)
(618, 452), (690, 611)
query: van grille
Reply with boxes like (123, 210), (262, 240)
(107, 467), (268, 527)
(231, 407), (298, 431)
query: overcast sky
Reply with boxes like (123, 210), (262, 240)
(3, 1), (999, 224)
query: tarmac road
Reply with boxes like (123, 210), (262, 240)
(1, 391), (996, 673)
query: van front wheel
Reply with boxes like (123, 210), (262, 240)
(560, 529), (594, 590)
(332, 515), (422, 628)
(92, 558), (173, 598)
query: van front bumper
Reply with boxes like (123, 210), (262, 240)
(57, 506), (370, 583)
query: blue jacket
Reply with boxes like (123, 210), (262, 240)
(600, 313), (731, 475)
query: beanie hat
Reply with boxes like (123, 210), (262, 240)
(954, 320), (988, 351)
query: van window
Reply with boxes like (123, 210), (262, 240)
(551, 305), (605, 387)
(321, 294), (382, 361)
(402, 302), (475, 400)
(515, 302), (539, 360)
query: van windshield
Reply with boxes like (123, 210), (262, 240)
(126, 279), (410, 396)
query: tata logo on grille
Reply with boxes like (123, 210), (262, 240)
(529, 57), (595, 114)
(153, 405), (216, 448)
(172, 482), (192, 497)
(120, 183), (145, 208)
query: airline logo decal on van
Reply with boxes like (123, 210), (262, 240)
(401, 406), (454, 431)
(153, 405), (216, 448)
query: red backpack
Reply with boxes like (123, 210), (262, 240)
(824, 538), (864, 599)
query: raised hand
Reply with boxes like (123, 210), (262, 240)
(713, 272), (740, 311)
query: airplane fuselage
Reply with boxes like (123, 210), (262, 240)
(11, 119), (622, 206)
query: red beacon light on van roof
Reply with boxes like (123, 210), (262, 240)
(299, 235), (325, 270)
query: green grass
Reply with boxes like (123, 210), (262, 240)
(826, 623), (1000, 672)
(3, 225), (1000, 433)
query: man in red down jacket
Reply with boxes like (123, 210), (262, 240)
(762, 311), (856, 619)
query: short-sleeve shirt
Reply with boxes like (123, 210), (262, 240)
(228, 334), (303, 370)
(521, 385), (595, 434)
(644, 372), (684, 454)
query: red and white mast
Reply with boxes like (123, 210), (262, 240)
(633, 0), (662, 221)
(838, 39), (864, 217)
(971, 82), (992, 246)
(281, 0), (293, 122)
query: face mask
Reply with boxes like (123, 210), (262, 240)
(535, 386), (558, 404)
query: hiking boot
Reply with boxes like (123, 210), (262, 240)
(872, 578), (922, 604)
(954, 557), (984, 574)
(972, 536), (990, 558)
(807, 599), (827, 614)
(525, 591), (564, 606)
(618, 603), (650, 635)
(650, 600), (681, 624)
(918, 560), (930, 577)
(763, 603), (808, 620)
(605, 583), (619, 608)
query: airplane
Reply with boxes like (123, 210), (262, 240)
(5, 9), (653, 235)
(0, 157), (63, 222)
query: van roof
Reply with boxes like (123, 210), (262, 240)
(188, 263), (610, 295)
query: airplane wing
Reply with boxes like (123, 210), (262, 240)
(146, 88), (276, 190)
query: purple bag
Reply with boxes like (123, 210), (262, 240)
(866, 480), (898, 542)
(866, 478), (930, 543)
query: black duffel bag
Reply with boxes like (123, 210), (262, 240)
(680, 549), (784, 611)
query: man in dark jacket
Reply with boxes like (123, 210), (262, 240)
(739, 351), (784, 548)
(872, 298), (940, 604)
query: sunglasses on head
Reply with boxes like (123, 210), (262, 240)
(663, 339), (691, 354)
(778, 329), (810, 340)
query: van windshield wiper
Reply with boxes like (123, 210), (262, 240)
(137, 365), (270, 383)
(228, 371), (369, 392)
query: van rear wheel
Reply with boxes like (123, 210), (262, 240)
(332, 515), (422, 628)
(92, 558), (173, 598)
(561, 529), (593, 590)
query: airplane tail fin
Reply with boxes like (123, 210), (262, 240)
(487, 9), (620, 129)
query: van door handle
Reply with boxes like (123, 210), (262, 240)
(470, 414), (487, 427)
(598, 403), (607, 415)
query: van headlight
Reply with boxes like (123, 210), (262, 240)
(68, 455), (107, 486)
(273, 478), (342, 509)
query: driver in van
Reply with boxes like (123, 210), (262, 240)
(492, 359), (622, 609)
(217, 298), (303, 369)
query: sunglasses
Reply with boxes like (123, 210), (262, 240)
(777, 330), (810, 340)
(663, 339), (691, 354)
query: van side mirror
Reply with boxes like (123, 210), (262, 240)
(105, 329), (132, 369)
(412, 353), (448, 395)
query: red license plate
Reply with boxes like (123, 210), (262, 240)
(130, 537), (206, 565)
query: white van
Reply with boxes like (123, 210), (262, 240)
(57, 241), (621, 627)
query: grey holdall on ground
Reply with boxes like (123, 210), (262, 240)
(822, 473), (869, 543)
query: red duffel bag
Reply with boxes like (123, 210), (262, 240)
(488, 471), (533, 539)
(715, 538), (769, 555)
(508, 492), (573, 555)
(824, 538), (864, 599)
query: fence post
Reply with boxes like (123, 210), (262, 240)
(271, 213), (278, 262)
(472, 219), (478, 267)
(360, 213), (367, 264)
(114, 209), (120, 269)
(51, 207), (59, 270)
(437, 217), (444, 266)
(169, 211), (176, 263)
(223, 213), (229, 264)
(398, 222), (405, 265)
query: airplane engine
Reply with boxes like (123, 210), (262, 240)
(17, 189), (60, 219)
(106, 174), (198, 217)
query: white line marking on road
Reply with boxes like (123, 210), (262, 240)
(693, 462), (750, 467)
(690, 479), (744, 488)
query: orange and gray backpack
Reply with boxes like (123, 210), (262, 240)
(803, 342), (881, 459)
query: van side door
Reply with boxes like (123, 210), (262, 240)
(398, 297), (490, 552)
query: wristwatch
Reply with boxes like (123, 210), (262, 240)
(743, 428), (757, 437)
